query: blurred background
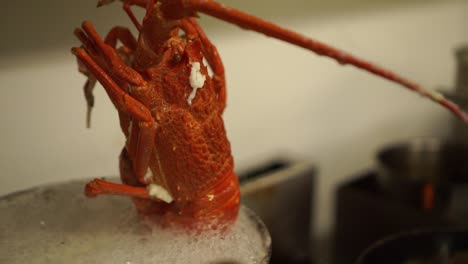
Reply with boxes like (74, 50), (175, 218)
(1, 0), (467, 253)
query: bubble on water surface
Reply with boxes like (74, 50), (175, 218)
(0, 180), (271, 264)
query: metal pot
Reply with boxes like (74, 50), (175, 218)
(239, 157), (316, 264)
(453, 45), (468, 140)
(376, 138), (468, 214)
(356, 228), (468, 264)
(334, 139), (468, 264)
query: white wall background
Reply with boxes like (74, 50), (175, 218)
(1, 0), (467, 237)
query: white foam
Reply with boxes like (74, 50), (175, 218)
(0, 180), (271, 264)
(147, 183), (173, 203)
(187, 61), (206, 105)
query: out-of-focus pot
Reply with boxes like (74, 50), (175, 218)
(239, 157), (316, 264)
(356, 228), (468, 264)
(376, 138), (468, 214)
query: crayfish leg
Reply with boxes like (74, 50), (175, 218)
(79, 21), (145, 86)
(75, 25), (137, 128)
(84, 78), (97, 128)
(72, 47), (159, 187)
(119, 148), (172, 214)
(72, 47), (152, 122)
(75, 55), (97, 128)
(85, 178), (150, 199)
(126, 121), (158, 185)
(123, 3), (142, 31)
(104, 26), (138, 51)
(97, 0), (147, 8)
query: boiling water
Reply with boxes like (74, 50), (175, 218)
(0, 180), (271, 264)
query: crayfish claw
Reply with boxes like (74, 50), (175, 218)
(84, 179), (102, 197)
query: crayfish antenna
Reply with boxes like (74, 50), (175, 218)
(185, 0), (468, 123)
(424, 90), (468, 123)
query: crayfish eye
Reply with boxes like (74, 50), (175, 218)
(172, 53), (182, 64)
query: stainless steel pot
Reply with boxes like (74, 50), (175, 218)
(239, 157), (316, 264)
(356, 228), (468, 264)
(376, 138), (468, 214)
(453, 45), (468, 140)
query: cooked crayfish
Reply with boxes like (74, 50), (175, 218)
(72, 0), (468, 230)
